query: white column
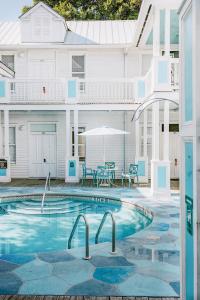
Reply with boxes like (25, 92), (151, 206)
(163, 102), (169, 160)
(143, 110), (148, 158)
(152, 102), (160, 160)
(135, 119), (140, 159)
(4, 109), (9, 159)
(74, 109), (79, 157)
(164, 9), (171, 57)
(66, 109), (71, 158)
(153, 8), (160, 57)
(0, 111), (2, 157)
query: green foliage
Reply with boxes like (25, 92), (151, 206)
(22, 0), (141, 20)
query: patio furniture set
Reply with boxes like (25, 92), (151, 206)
(82, 162), (139, 187)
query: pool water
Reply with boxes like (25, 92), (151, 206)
(0, 197), (152, 255)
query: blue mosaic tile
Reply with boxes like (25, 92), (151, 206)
(66, 279), (120, 296)
(0, 259), (18, 272)
(91, 255), (134, 267)
(170, 281), (180, 295)
(0, 254), (35, 265)
(38, 251), (75, 263)
(19, 276), (68, 295)
(93, 266), (136, 284)
(0, 272), (22, 294)
(150, 223), (170, 231)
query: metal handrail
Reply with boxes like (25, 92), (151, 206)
(41, 172), (51, 213)
(68, 214), (91, 260)
(95, 211), (116, 254)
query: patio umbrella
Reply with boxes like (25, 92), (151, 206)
(79, 126), (129, 163)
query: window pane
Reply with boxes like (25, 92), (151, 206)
(2, 55), (14, 71)
(72, 73), (85, 79)
(72, 56), (85, 73)
(9, 127), (16, 144)
(30, 124), (56, 132)
(9, 145), (16, 163)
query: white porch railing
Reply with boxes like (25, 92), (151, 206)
(78, 79), (135, 104)
(6, 78), (136, 104)
(9, 79), (66, 103)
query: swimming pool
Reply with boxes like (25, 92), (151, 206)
(0, 194), (152, 255)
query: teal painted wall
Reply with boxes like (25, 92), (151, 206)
(68, 160), (76, 177)
(138, 80), (145, 98)
(146, 9), (179, 45)
(68, 80), (76, 98)
(185, 142), (194, 300)
(137, 161), (145, 176)
(184, 8), (193, 122)
(0, 81), (5, 97)
(157, 166), (167, 188)
(158, 61), (168, 84)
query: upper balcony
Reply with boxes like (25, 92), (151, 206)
(0, 57), (179, 106)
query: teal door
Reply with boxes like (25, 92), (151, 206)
(185, 142), (194, 300)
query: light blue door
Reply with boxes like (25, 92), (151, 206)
(185, 142), (194, 300)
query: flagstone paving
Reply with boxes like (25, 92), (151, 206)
(0, 184), (180, 297)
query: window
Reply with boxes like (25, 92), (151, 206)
(72, 55), (85, 92)
(72, 127), (86, 161)
(30, 123), (56, 133)
(33, 16), (51, 40)
(3, 127), (16, 163)
(1, 55), (15, 71)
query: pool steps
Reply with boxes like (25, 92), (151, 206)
(4, 199), (93, 216)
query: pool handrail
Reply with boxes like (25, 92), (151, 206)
(68, 213), (91, 260)
(41, 172), (51, 213)
(95, 210), (116, 254)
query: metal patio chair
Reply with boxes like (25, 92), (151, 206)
(105, 161), (116, 180)
(81, 162), (96, 185)
(121, 164), (139, 188)
(96, 167), (112, 188)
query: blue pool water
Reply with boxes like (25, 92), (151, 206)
(0, 196), (152, 255)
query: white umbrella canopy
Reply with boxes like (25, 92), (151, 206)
(79, 126), (129, 163)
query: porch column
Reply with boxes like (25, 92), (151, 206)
(74, 109), (79, 158)
(135, 119), (140, 159)
(65, 108), (79, 183)
(0, 109), (11, 182)
(135, 110), (149, 183)
(0, 111), (2, 157)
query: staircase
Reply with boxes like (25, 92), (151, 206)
(5, 199), (91, 216)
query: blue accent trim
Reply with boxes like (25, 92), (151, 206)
(68, 80), (76, 98)
(68, 160), (76, 177)
(185, 142), (194, 300)
(0, 169), (6, 176)
(157, 166), (166, 188)
(0, 81), (6, 97)
(158, 61), (168, 84)
(184, 9), (193, 122)
(138, 80), (145, 98)
(137, 161), (145, 176)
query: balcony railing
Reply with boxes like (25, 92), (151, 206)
(0, 58), (179, 105)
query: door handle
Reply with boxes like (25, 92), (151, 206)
(43, 158), (46, 163)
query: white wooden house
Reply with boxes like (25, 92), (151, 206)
(0, 0), (181, 195)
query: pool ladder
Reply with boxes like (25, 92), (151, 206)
(41, 172), (51, 213)
(68, 211), (116, 260)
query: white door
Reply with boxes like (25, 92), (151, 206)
(30, 132), (57, 178)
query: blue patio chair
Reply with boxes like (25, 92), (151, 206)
(81, 163), (95, 185)
(96, 167), (112, 188)
(121, 164), (139, 188)
(105, 161), (116, 180)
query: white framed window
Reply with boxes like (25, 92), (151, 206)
(3, 127), (16, 163)
(72, 55), (85, 92)
(33, 16), (51, 41)
(72, 127), (86, 161)
(1, 55), (15, 71)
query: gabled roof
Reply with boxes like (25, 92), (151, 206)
(0, 20), (136, 46)
(19, 1), (65, 21)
